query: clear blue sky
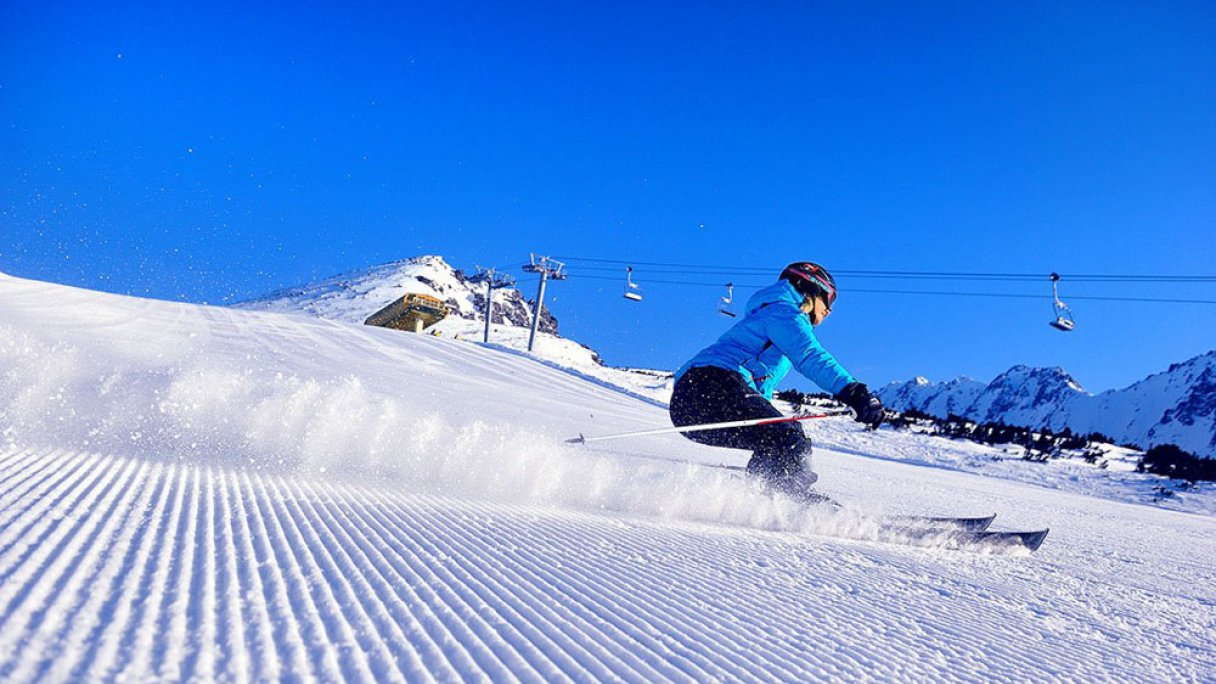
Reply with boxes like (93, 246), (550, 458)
(2, 0), (1213, 393)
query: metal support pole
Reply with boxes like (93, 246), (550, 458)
(522, 254), (565, 353)
(470, 267), (516, 345)
(483, 272), (493, 343)
(528, 269), (549, 352)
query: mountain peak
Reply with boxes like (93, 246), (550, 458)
(235, 255), (559, 335)
(881, 354), (1216, 457)
(991, 365), (1088, 394)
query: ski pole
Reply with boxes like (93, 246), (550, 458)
(565, 411), (849, 445)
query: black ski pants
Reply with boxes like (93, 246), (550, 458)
(669, 366), (811, 479)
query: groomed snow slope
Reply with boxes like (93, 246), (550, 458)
(1, 272), (1214, 682)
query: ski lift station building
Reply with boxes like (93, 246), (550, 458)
(364, 293), (449, 333)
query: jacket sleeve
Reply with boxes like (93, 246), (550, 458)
(763, 303), (856, 395)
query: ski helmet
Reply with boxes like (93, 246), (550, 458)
(780, 262), (838, 307)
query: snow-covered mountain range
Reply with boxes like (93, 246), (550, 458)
(880, 355), (1216, 457)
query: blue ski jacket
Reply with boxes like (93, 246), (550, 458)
(675, 280), (856, 399)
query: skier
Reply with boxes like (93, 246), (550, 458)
(669, 261), (885, 500)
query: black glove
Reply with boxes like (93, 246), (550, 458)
(836, 382), (885, 429)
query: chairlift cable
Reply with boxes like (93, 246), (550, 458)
(565, 274), (1216, 304)
(568, 265), (1122, 283)
(551, 255), (1216, 283)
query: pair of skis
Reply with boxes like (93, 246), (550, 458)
(724, 474), (1050, 552)
(774, 489), (1049, 551)
(660, 459), (1049, 551)
(730, 490), (1049, 552)
(878, 513), (1049, 552)
(624, 453), (1051, 551)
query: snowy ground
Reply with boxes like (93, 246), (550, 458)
(1, 271), (1214, 682)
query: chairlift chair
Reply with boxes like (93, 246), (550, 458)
(1048, 273), (1076, 332)
(623, 266), (643, 302)
(718, 282), (737, 317)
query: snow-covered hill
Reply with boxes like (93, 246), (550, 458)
(2, 271), (1215, 682)
(235, 255), (674, 404)
(236, 255), (558, 335)
(881, 355), (1216, 457)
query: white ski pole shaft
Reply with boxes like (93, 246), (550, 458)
(565, 411), (848, 444)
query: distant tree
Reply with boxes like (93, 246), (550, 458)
(883, 407), (1137, 471)
(986, 422), (1016, 445)
(1138, 444), (1216, 482)
(945, 413), (973, 427)
(774, 389), (804, 410)
(1059, 433), (1089, 450)
(1080, 447), (1107, 466)
(1022, 447), (1050, 463)
(884, 411), (915, 429)
(1032, 432), (1055, 453)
